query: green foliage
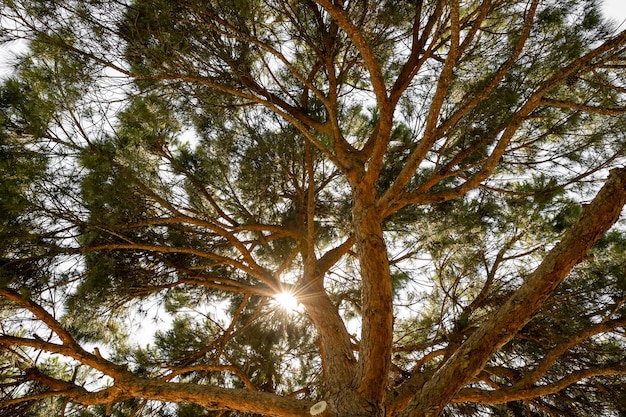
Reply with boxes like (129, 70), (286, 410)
(0, 0), (624, 416)
(0, 84), (49, 291)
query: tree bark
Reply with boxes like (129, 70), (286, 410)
(300, 283), (357, 393)
(399, 167), (626, 417)
(353, 186), (394, 414)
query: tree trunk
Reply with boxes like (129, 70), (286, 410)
(352, 186), (394, 414)
(301, 282), (357, 394)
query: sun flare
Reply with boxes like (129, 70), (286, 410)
(273, 292), (300, 311)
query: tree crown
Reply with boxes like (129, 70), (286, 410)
(1, 1), (626, 416)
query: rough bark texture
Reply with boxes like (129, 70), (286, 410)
(300, 283), (357, 392)
(353, 185), (394, 414)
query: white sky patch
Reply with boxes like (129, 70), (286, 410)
(602, 0), (626, 27)
(0, 39), (27, 79)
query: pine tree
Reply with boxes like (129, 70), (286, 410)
(1, 1), (626, 416)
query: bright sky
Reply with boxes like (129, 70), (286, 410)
(602, 0), (626, 25)
(0, 1), (625, 68)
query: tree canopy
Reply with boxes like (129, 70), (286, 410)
(1, 0), (626, 416)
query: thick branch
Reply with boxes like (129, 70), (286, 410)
(4, 365), (314, 417)
(80, 243), (278, 290)
(389, 2), (443, 105)
(515, 316), (626, 388)
(0, 334), (128, 382)
(300, 269), (357, 393)
(120, 376), (314, 417)
(399, 167), (626, 417)
(314, 236), (355, 277)
(541, 98), (626, 115)
(0, 320), (314, 417)
(454, 366), (626, 404)
(379, 1), (463, 209)
(312, 0), (388, 107)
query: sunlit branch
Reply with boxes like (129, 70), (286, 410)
(457, 1), (492, 55)
(379, 0), (463, 210)
(515, 316), (626, 388)
(386, 368), (436, 416)
(0, 289), (79, 348)
(314, 236), (355, 277)
(399, 167), (626, 417)
(0, 288), (314, 416)
(178, 277), (275, 297)
(162, 365), (258, 391)
(0, 333), (127, 382)
(0, 378), (128, 409)
(541, 98), (626, 115)
(312, 0), (389, 107)
(0, 348), (313, 416)
(436, 0), (540, 136)
(454, 366), (626, 404)
(389, 1), (443, 105)
(79, 243), (277, 289)
(195, 9), (330, 107)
